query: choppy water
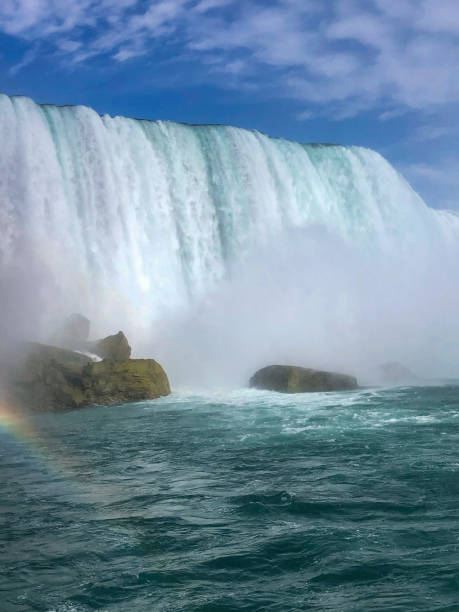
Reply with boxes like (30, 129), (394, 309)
(1, 386), (459, 611)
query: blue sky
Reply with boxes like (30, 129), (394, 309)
(0, 0), (458, 209)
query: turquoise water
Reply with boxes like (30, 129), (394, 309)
(1, 386), (459, 611)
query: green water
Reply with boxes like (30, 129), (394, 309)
(1, 386), (459, 611)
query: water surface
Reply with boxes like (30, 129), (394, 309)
(1, 386), (459, 610)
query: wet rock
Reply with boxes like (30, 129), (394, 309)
(4, 342), (169, 412)
(83, 359), (170, 406)
(6, 343), (92, 412)
(249, 364), (358, 393)
(89, 331), (131, 362)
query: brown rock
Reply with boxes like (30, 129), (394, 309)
(4, 342), (170, 412)
(83, 359), (171, 406)
(7, 343), (91, 412)
(249, 364), (358, 393)
(90, 331), (131, 362)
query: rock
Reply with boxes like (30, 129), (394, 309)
(89, 331), (131, 362)
(54, 313), (91, 350)
(83, 360), (170, 406)
(7, 343), (92, 412)
(5, 342), (170, 412)
(249, 365), (358, 393)
(379, 362), (417, 385)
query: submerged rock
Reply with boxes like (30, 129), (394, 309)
(5, 342), (169, 412)
(249, 365), (358, 393)
(89, 331), (131, 362)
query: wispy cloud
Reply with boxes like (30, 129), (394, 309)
(9, 43), (39, 74)
(1, 0), (459, 119)
(379, 108), (408, 121)
(412, 124), (458, 142)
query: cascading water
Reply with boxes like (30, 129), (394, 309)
(1, 93), (458, 385)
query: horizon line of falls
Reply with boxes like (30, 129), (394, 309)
(1, 93), (459, 387)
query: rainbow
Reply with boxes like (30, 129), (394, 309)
(0, 397), (77, 493)
(0, 397), (38, 447)
(0, 398), (119, 510)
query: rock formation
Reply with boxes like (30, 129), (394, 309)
(89, 331), (131, 361)
(3, 331), (169, 412)
(84, 359), (170, 406)
(249, 365), (358, 393)
(5, 343), (92, 412)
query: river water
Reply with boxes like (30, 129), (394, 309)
(1, 386), (459, 611)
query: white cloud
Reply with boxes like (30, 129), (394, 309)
(412, 124), (457, 142)
(296, 109), (316, 121)
(378, 108), (407, 121)
(56, 39), (82, 53)
(416, 0), (459, 34)
(0, 0), (96, 36)
(9, 44), (39, 74)
(1, 0), (459, 119)
(193, 0), (232, 13)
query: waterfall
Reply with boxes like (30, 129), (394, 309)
(1, 94), (458, 384)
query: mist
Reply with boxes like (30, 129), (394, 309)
(150, 226), (459, 389)
(3, 224), (459, 388)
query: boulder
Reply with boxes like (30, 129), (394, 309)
(83, 360), (170, 406)
(89, 331), (131, 362)
(7, 343), (92, 412)
(5, 342), (170, 412)
(249, 365), (358, 393)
